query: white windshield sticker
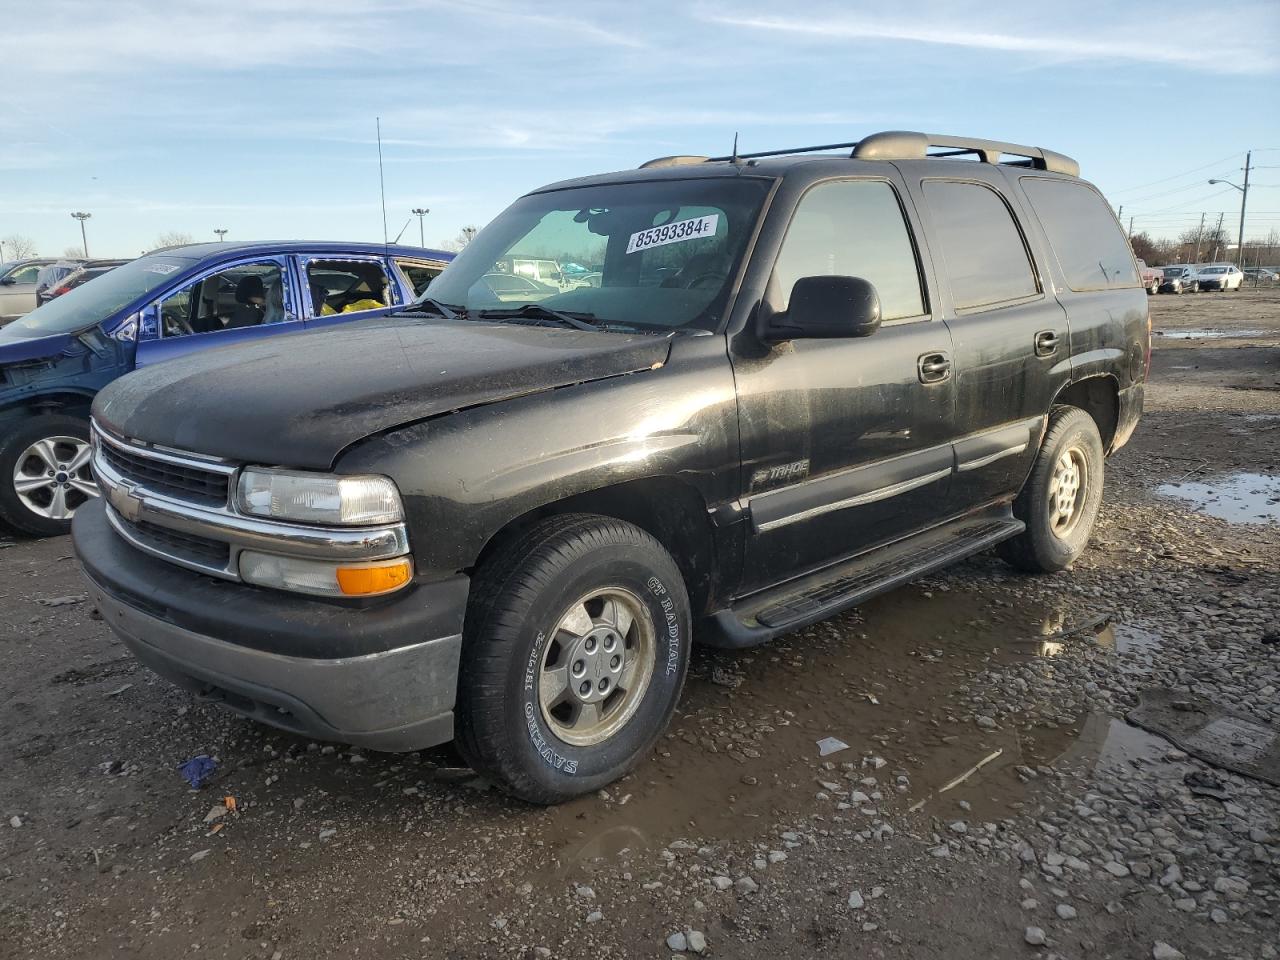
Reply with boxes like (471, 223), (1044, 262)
(144, 263), (180, 275)
(626, 214), (719, 255)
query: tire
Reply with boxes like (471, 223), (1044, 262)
(997, 407), (1105, 574)
(455, 514), (691, 804)
(0, 414), (97, 538)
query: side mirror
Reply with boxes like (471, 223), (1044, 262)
(765, 275), (881, 342)
(0, 277), (14, 286)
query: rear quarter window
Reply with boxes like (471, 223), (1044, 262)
(1020, 178), (1140, 291)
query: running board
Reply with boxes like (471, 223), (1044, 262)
(701, 510), (1024, 649)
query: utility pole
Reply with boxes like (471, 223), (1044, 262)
(71, 211), (91, 257)
(1117, 204), (1123, 222)
(1192, 212), (1207, 264)
(1210, 212), (1225, 262)
(411, 208), (429, 247)
(1209, 151), (1251, 265)
(1127, 216), (1134, 239)
(1236, 150), (1251, 265)
(214, 228), (228, 241)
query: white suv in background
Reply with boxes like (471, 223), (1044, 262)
(1194, 263), (1244, 292)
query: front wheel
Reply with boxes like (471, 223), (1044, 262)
(0, 414), (98, 538)
(455, 515), (691, 804)
(998, 407), (1104, 574)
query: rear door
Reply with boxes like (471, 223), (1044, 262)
(908, 172), (1070, 509)
(393, 258), (449, 299)
(135, 256), (301, 367)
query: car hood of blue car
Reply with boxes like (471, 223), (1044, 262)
(0, 327), (81, 364)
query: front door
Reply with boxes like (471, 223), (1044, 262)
(135, 258), (301, 367)
(0, 263), (44, 318)
(731, 176), (958, 594)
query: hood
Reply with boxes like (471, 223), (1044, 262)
(0, 328), (79, 364)
(93, 317), (672, 469)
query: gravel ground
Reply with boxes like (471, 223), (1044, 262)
(2, 287), (1278, 960)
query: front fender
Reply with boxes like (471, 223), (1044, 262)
(335, 336), (740, 578)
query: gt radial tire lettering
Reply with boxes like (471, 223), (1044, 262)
(523, 701), (578, 775)
(649, 576), (681, 676)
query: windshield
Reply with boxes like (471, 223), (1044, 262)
(1204, 267), (1226, 274)
(4, 257), (195, 336)
(421, 177), (773, 332)
(1163, 267), (1186, 277)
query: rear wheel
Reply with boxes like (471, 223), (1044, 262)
(0, 414), (98, 538)
(998, 407), (1104, 574)
(455, 515), (691, 804)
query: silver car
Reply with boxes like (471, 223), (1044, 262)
(0, 259), (61, 323)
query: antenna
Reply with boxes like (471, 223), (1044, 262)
(392, 216), (412, 244)
(376, 117), (389, 246)
(731, 131), (739, 164)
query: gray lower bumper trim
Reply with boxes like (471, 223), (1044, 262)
(91, 584), (461, 752)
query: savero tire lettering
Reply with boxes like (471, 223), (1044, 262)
(524, 700), (578, 775)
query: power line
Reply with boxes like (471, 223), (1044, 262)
(1109, 152), (1246, 194)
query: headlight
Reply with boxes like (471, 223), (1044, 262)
(239, 551), (412, 597)
(236, 468), (403, 525)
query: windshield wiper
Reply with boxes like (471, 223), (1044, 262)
(476, 303), (602, 331)
(398, 298), (462, 320)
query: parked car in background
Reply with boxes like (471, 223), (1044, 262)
(33, 260), (86, 299)
(1135, 259), (1161, 295)
(1194, 263), (1243, 292)
(74, 130), (1147, 803)
(1159, 265), (1199, 294)
(1243, 267), (1279, 284)
(0, 240), (452, 537)
(0, 259), (62, 322)
(36, 259), (131, 306)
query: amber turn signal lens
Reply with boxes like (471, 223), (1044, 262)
(336, 559), (412, 596)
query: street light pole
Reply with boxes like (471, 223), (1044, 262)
(71, 211), (92, 257)
(411, 208), (429, 247)
(214, 228), (228, 241)
(1209, 150), (1252, 265)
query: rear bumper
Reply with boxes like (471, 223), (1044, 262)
(74, 499), (467, 751)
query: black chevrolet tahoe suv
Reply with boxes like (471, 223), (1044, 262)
(73, 131), (1147, 804)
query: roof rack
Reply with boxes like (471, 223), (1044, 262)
(639, 130), (1079, 177)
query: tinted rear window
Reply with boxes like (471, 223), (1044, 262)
(921, 180), (1039, 311)
(1021, 178), (1139, 291)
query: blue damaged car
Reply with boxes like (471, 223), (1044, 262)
(0, 240), (452, 537)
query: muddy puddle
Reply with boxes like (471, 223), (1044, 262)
(532, 587), (1169, 871)
(1155, 328), (1268, 340)
(1156, 472), (1280, 523)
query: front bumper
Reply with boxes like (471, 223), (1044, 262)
(74, 499), (468, 752)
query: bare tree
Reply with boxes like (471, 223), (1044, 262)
(63, 246), (85, 258)
(1, 234), (38, 260)
(443, 225), (480, 252)
(153, 231), (194, 250)
(1129, 231), (1159, 264)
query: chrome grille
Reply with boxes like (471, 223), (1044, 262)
(120, 517), (232, 568)
(97, 436), (230, 506)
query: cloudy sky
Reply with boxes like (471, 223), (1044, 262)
(2, 0), (1277, 257)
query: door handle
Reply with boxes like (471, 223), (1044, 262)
(918, 352), (952, 384)
(1034, 330), (1060, 357)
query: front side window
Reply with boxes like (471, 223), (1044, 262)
(306, 259), (393, 317)
(423, 177), (772, 332)
(5, 264), (43, 285)
(158, 261), (287, 338)
(770, 179), (925, 321)
(922, 180), (1039, 310)
(1020, 177), (1139, 291)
